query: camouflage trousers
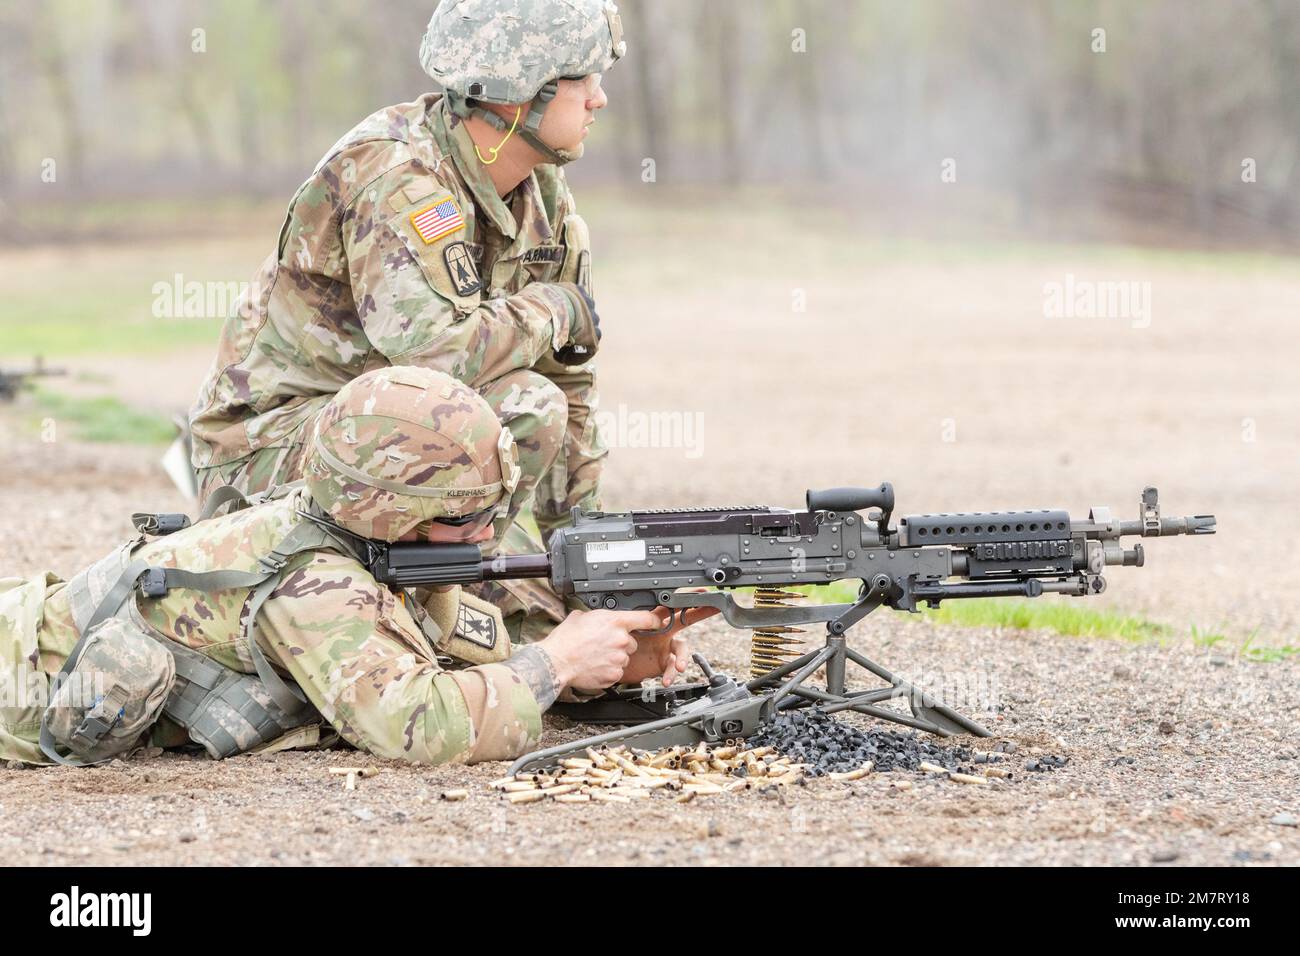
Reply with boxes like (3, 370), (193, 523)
(196, 364), (606, 643)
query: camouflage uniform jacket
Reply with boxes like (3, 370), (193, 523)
(0, 487), (542, 765)
(189, 93), (594, 470)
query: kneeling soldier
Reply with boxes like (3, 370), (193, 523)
(0, 366), (703, 767)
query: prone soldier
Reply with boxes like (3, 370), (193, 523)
(0, 367), (709, 767)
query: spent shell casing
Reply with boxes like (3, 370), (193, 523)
(542, 784), (581, 797)
(502, 780), (538, 793)
(948, 773), (988, 786)
(553, 793), (591, 804)
(507, 790), (548, 804)
(829, 763), (874, 781)
(983, 767), (1013, 779)
(440, 789), (469, 801)
(918, 762), (950, 775)
(683, 783), (726, 795)
(612, 754), (648, 777)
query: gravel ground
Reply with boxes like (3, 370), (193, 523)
(1, 612), (1296, 866)
(1, 234), (1297, 866)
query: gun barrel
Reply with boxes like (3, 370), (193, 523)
(1118, 514), (1216, 536)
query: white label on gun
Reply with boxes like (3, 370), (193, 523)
(585, 540), (647, 564)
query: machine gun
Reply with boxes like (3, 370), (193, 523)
(366, 484), (1215, 771)
(0, 356), (65, 402)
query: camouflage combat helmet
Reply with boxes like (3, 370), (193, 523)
(419, 0), (626, 165)
(305, 366), (520, 542)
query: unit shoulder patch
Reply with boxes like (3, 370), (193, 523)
(443, 241), (482, 296)
(456, 600), (498, 649)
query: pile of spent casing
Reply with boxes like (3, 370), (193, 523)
(489, 741), (822, 804)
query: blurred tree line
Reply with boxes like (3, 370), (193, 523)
(0, 0), (1296, 245)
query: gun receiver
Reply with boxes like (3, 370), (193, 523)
(541, 484), (1213, 625)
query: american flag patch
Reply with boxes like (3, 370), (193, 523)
(409, 197), (464, 244)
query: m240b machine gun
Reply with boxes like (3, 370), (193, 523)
(367, 484), (1215, 771)
(0, 356), (65, 402)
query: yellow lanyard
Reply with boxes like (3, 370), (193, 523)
(475, 107), (522, 166)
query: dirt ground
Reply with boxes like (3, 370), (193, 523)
(1, 611), (1296, 866)
(1, 214), (1297, 865)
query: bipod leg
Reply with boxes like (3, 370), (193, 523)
(782, 683), (955, 735)
(843, 646), (992, 737)
(767, 643), (839, 709)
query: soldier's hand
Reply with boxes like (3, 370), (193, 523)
(620, 605), (718, 686)
(553, 282), (600, 365)
(540, 608), (659, 690)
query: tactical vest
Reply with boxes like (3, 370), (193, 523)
(39, 485), (508, 766)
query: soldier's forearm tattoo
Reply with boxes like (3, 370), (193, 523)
(503, 645), (560, 710)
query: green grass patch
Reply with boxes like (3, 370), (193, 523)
(1240, 645), (1300, 663)
(784, 584), (1300, 659)
(1190, 624), (1229, 650)
(27, 388), (175, 445)
(0, 286), (222, 356)
(918, 598), (1170, 642)
(788, 583), (1170, 642)
(1238, 630), (1300, 663)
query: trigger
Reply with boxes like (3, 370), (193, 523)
(631, 608), (681, 638)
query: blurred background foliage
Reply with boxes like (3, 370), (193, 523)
(0, 0), (1297, 249)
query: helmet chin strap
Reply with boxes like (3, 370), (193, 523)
(515, 81), (582, 166)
